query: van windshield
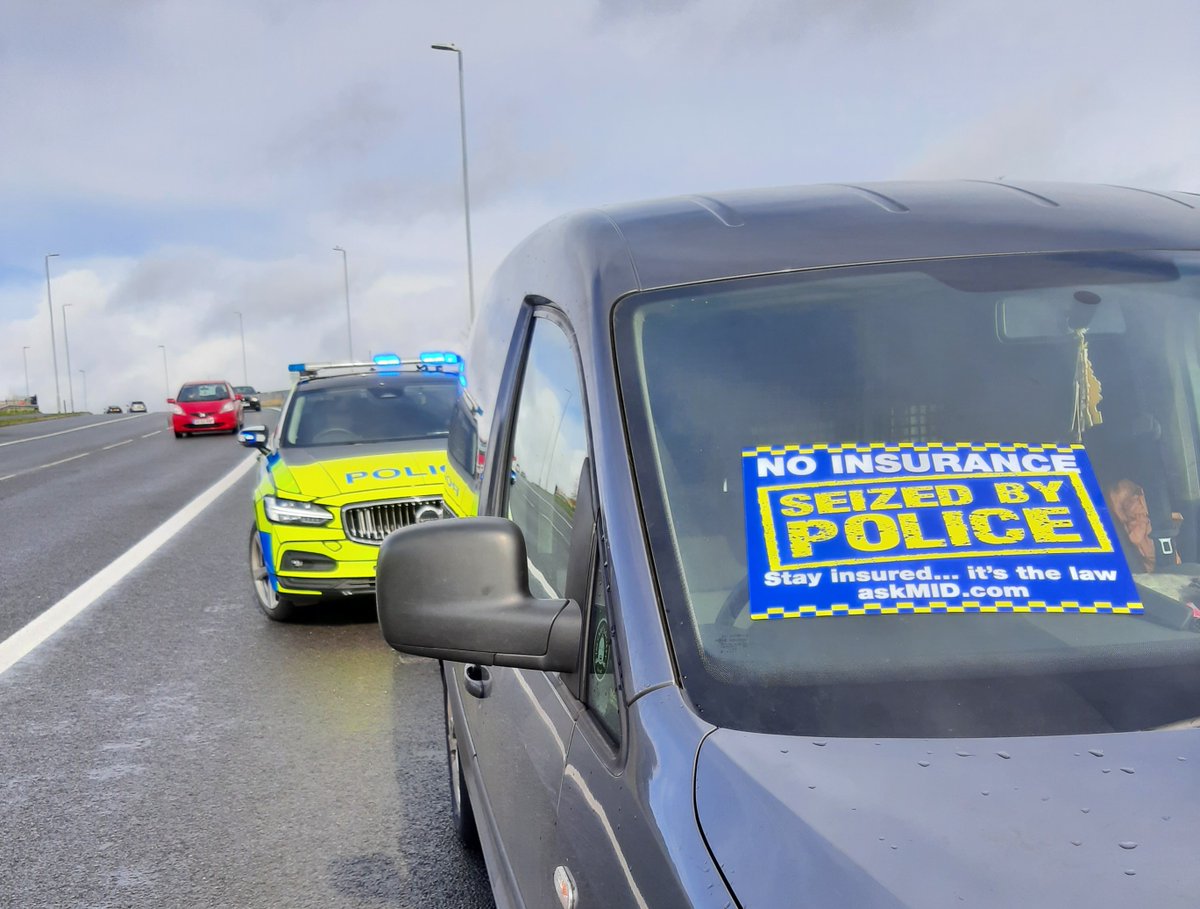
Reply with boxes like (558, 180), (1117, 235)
(615, 251), (1200, 737)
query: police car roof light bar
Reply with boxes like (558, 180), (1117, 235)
(287, 354), (464, 380)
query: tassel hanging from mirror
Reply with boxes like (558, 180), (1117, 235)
(1071, 327), (1103, 442)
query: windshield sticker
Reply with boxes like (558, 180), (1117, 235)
(741, 442), (1142, 620)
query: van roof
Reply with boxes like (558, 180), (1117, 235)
(496, 181), (1200, 300)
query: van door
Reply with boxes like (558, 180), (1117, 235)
(453, 312), (592, 906)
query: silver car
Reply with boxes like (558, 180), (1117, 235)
(379, 181), (1200, 908)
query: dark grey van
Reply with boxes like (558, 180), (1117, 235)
(378, 182), (1200, 908)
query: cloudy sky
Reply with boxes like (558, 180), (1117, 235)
(1, 0), (1196, 410)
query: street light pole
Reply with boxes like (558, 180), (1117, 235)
(333, 246), (353, 360)
(158, 345), (170, 400)
(79, 369), (87, 413)
(44, 254), (61, 413)
(62, 303), (75, 412)
(22, 346), (31, 398)
(234, 310), (248, 385)
(431, 42), (477, 325)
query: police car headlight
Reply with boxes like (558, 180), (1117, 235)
(263, 495), (334, 526)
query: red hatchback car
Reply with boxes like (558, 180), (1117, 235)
(168, 380), (243, 438)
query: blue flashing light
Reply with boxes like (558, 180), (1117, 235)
(419, 350), (461, 366)
(373, 353), (401, 366)
(287, 363), (306, 373)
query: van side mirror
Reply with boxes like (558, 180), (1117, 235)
(239, 425), (270, 453)
(377, 517), (582, 672)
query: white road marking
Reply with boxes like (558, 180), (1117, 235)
(102, 439), (133, 451)
(0, 455), (257, 676)
(141, 430), (162, 439)
(0, 451), (91, 482)
(38, 452), (89, 470)
(0, 414), (146, 447)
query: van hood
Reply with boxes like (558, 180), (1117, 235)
(695, 727), (1200, 907)
(275, 442), (448, 498)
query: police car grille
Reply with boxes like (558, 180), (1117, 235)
(342, 498), (444, 544)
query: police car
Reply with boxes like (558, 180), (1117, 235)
(240, 352), (462, 621)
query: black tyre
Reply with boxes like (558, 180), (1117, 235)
(444, 679), (479, 848)
(249, 526), (302, 622)
(174, 431), (183, 439)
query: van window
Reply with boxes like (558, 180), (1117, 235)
(506, 319), (588, 599)
(615, 251), (1200, 737)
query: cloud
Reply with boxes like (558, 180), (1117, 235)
(2, 0), (1198, 411)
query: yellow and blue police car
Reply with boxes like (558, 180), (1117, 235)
(240, 352), (463, 621)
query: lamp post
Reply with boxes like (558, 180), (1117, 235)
(62, 303), (75, 412)
(333, 246), (352, 360)
(158, 345), (170, 400)
(44, 254), (61, 413)
(233, 310), (248, 385)
(431, 42), (477, 324)
(22, 346), (31, 398)
(79, 369), (88, 413)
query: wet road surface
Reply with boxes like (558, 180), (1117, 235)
(0, 416), (495, 907)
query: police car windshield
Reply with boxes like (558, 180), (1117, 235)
(281, 377), (457, 447)
(615, 251), (1200, 738)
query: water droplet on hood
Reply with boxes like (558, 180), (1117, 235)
(1120, 767), (1135, 774)
(1089, 749), (1104, 758)
(996, 751), (1011, 759)
(812, 740), (828, 747)
(1124, 869), (1136, 877)
(955, 750), (972, 757)
(1071, 840), (1082, 846)
(1081, 808), (1091, 814)
(1102, 769), (1112, 774)
(1119, 841), (1138, 850)
(918, 760), (931, 767)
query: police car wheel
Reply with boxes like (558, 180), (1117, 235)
(249, 526), (301, 622)
(444, 682), (479, 849)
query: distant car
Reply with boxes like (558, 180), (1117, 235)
(129, 401), (147, 413)
(104, 405), (122, 414)
(240, 353), (461, 621)
(233, 385), (261, 411)
(168, 380), (242, 437)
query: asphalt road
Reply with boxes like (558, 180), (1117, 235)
(0, 413), (494, 907)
